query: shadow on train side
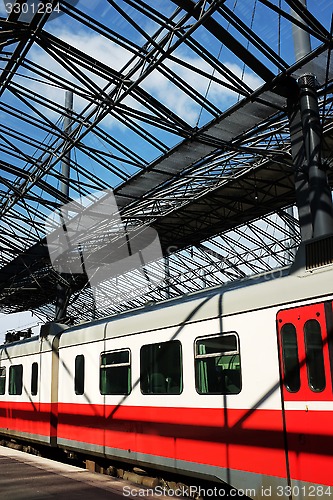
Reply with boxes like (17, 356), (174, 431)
(1, 285), (333, 498)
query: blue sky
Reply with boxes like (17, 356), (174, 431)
(0, 311), (45, 344)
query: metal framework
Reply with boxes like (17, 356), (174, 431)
(0, 0), (332, 322)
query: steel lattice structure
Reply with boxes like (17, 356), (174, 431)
(0, 0), (332, 322)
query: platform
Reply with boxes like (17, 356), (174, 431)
(0, 446), (174, 499)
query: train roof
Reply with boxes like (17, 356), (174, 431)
(2, 234), (333, 350)
(58, 255), (333, 347)
(0, 323), (65, 356)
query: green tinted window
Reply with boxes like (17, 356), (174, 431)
(0, 367), (6, 395)
(100, 350), (131, 395)
(195, 333), (241, 395)
(9, 365), (23, 395)
(140, 341), (182, 395)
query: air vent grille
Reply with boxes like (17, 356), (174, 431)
(306, 235), (333, 270)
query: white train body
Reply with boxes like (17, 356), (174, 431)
(1, 240), (333, 499)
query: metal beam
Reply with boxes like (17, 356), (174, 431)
(170, 0), (276, 84)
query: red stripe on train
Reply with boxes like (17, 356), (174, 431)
(0, 401), (55, 438)
(1, 401), (333, 486)
(56, 403), (333, 486)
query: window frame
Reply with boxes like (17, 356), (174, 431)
(8, 364), (23, 396)
(100, 348), (131, 396)
(74, 354), (85, 395)
(194, 332), (242, 395)
(280, 322), (301, 393)
(140, 340), (183, 395)
(304, 319), (326, 393)
(31, 362), (38, 396)
(0, 366), (6, 395)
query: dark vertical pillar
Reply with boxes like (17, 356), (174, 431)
(289, 0), (333, 240)
(287, 90), (313, 241)
(289, 0), (312, 242)
(55, 91), (74, 322)
(60, 90), (73, 201)
(165, 255), (171, 299)
(55, 281), (71, 322)
(298, 74), (333, 238)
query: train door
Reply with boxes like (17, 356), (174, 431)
(277, 301), (333, 490)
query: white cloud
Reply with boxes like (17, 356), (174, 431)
(20, 26), (137, 128)
(20, 24), (263, 133)
(141, 52), (263, 126)
(52, 26), (133, 73)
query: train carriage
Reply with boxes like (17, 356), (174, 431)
(1, 238), (333, 499)
(0, 324), (64, 446)
(56, 284), (289, 495)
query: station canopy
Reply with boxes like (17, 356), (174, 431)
(0, 0), (333, 322)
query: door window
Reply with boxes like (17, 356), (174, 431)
(281, 323), (300, 392)
(304, 319), (326, 392)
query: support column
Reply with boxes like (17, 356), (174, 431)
(288, 84), (313, 241)
(289, 0), (333, 240)
(298, 74), (333, 237)
(60, 90), (74, 202)
(287, 91), (313, 241)
(288, 0), (312, 242)
(55, 90), (74, 322)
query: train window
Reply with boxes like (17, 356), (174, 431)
(281, 323), (301, 393)
(0, 367), (5, 395)
(8, 364), (23, 395)
(74, 355), (85, 395)
(31, 362), (38, 396)
(140, 340), (182, 395)
(304, 320), (326, 392)
(100, 349), (131, 395)
(195, 333), (241, 395)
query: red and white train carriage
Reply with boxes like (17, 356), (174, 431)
(0, 237), (333, 499)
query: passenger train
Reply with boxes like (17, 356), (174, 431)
(1, 235), (333, 499)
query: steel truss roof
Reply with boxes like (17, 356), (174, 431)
(0, 0), (332, 322)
